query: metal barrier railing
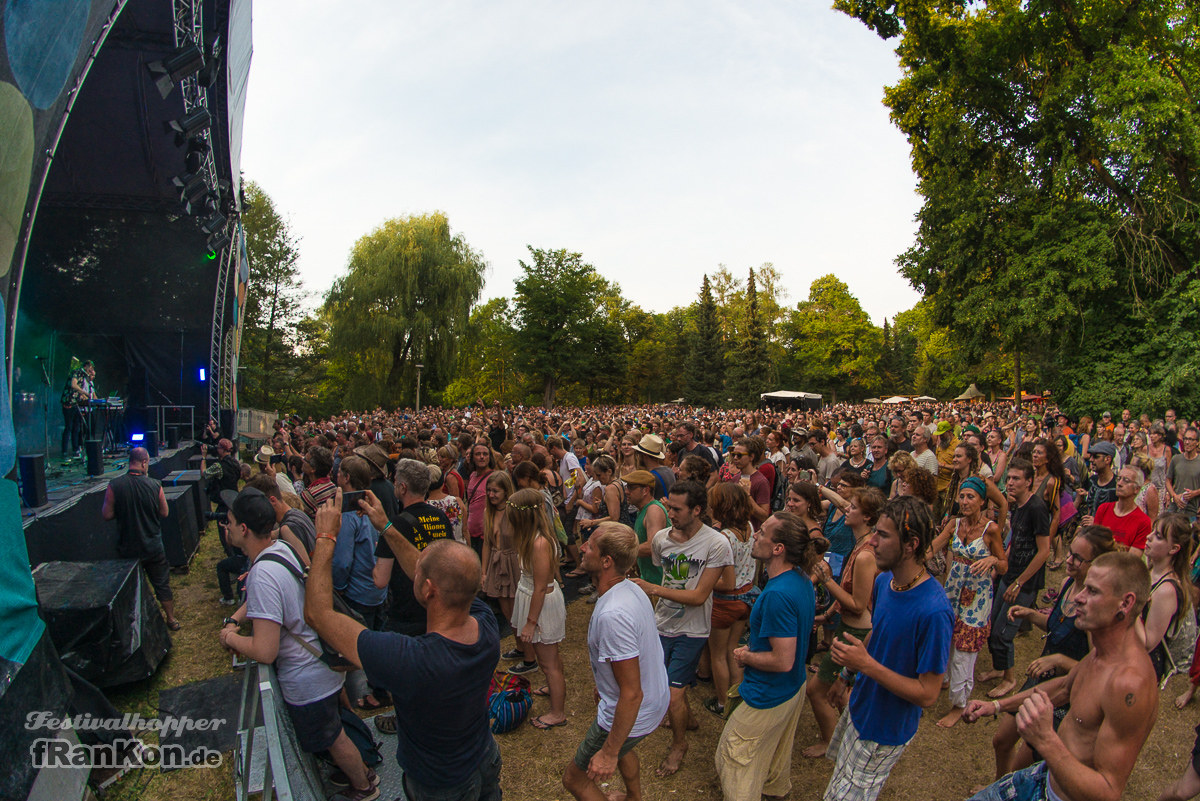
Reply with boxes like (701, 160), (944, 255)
(233, 661), (325, 801)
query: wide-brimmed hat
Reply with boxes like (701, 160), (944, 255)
(632, 434), (667, 461)
(353, 443), (390, 478)
(255, 445), (275, 464)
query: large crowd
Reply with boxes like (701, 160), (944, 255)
(107, 399), (1200, 801)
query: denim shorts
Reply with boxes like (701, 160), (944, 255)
(968, 762), (1062, 801)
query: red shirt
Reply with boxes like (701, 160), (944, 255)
(1094, 501), (1152, 552)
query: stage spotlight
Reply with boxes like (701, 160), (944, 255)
(130, 432), (145, 443)
(197, 36), (222, 89)
(199, 368), (207, 382)
(207, 230), (231, 254)
(201, 212), (227, 235)
(172, 173), (209, 214)
(148, 45), (206, 99)
(166, 108), (211, 146)
(184, 137), (209, 174)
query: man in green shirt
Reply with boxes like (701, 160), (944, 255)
(625, 470), (667, 584)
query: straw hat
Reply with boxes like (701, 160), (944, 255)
(631, 434), (667, 461)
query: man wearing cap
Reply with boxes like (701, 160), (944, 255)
(218, 487), (378, 801)
(625, 470), (669, 587)
(354, 443), (397, 521)
(1078, 441), (1118, 521)
(102, 447), (180, 630)
(632, 434), (675, 500)
(1100, 411), (1115, 433)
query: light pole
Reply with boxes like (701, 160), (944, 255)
(415, 363), (423, 413)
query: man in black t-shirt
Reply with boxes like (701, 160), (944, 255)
(1078, 440), (1118, 519)
(102, 447), (179, 630)
(981, 457), (1050, 698)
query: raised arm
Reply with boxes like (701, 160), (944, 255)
(303, 489), (365, 668)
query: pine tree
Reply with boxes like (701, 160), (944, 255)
(686, 274), (725, 407)
(728, 268), (769, 407)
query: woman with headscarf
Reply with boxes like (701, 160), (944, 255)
(931, 476), (1007, 728)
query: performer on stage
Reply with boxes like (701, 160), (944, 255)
(60, 359), (96, 457)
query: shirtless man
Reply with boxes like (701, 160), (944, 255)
(964, 551), (1158, 801)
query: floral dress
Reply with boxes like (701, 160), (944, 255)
(943, 518), (994, 652)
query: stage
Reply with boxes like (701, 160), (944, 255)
(22, 442), (205, 568)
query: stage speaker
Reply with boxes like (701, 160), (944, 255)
(85, 440), (103, 476)
(218, 409), (235, 440)
(18, 454), (47, 508)
(166, 426), (180, 449)
(145, 431), (159, 458)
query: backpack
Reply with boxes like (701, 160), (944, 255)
(256, 542), (366, 672)
(1162, 581), (1199, 688)
(615, 482), (635, 528)
(318, 706), (383, 767)
(487, 670), (532, 734)
(770, 459), (789, 512)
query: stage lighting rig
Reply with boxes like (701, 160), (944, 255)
(166, 108), (211, 146)
(207, 230), (231, 255)
(147, 45), (206, 99)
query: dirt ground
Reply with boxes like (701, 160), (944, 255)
(106, 532), (1197, 800)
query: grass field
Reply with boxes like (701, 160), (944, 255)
(99, 526), (1198, 801)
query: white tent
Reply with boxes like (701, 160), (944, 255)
(881, 396), (909, 404)
(760, 390), (822, 410)
(914, 395), (937, 401)
(863, 398), (882, 404)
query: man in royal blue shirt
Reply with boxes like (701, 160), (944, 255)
(824, 495), (954, 801)
(306, 487), (501, 801)
(715, 512), (817, 801)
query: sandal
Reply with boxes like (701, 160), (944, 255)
(357, 694), (386, 711)
(531, 686), (551, 697)
(373, 714), (397, 735)
(703, 697), (725, 717)
(530, 715), (567, 730)
(166, 619), (182, 631)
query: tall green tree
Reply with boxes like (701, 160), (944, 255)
(838, 0), (1200, 413)
(783, 275), (882, 401)
(685, 274), (726, 407)
(513, 247), (620, 408)
(239, 181), (306, 410)
(727, 268), (770, 407)
(325, 213), (485, 408)
(443, 297), (522, 406)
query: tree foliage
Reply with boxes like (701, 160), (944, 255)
(325, 213), (485, 408)
(783, 275), (884, 401)
(686, 275), (726, 407)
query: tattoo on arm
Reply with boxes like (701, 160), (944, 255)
(1125, 693), (1135, 707)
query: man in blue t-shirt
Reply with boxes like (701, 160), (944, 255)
(715, 512), (816, 801)
(306, 487), (501, 801)
(823, 496), (954, 801)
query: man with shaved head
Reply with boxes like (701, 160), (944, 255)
(307, 487), (502, 801)
(102, 447), (179, 629)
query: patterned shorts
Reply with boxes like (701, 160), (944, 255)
(823, 712), (909, 801)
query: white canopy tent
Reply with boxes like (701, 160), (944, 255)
(760, 390), (823, 410)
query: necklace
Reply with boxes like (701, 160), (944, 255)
(891, 568), (927, 592)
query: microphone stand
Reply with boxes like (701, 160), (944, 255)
(37, 358), (51, 464)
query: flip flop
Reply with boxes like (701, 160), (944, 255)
(531, 686), (551, 697)
(530, 715), (567, 730)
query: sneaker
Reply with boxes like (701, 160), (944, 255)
(330, 780), (379, 801)
(330, 769), (378, 791)
(577, 583), (595, 596)
(508, 660), (539, 675)
(218, 597), (238, 606)
(501, 647), (525, 660)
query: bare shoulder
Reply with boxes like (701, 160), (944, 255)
(1101, 658), (1159, 727)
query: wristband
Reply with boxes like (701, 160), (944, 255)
(382, 521), (394, 534)
(223, 617), (239, 627)
(839, 668), (856, 686)
(993, 700), (1002, 716)
(317, 533), (337, 542)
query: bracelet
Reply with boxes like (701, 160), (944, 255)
(839, 667), (857, 686)
(223, 617), (239, 627)
(317, 533), (337, 542)
(993, 700), (1002, 716)
(382, 521), (394, 534)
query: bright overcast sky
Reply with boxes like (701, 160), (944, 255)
(240, 1), (922, 324)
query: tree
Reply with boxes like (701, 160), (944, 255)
(512, 247), (620, 408)
(239, 181), (306, 410)
(325, 213), (485, 408)
(443, 297), (523, 407)
(727, 268), (770, 407)
(685, 275), (726, 407)
(784, 275), (882, 401)
(838, 0), (1200, 413)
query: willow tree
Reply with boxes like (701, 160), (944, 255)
(325, 213), (486, 408)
